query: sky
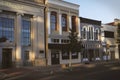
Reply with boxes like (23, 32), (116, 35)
(64, 0), (120, 24)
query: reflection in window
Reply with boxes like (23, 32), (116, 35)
(72, 52), (78, 59)
(0, 17), (14, 42)
(50, 12), (57, 32)
(62, 51), (69, 59)
(22, 18), (31, 46)
(62, 14), (67, 31)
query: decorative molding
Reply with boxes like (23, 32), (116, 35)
(0, 1), (24, 10)
(16, 12), (24, 16)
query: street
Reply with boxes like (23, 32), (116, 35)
(8, 62), (120, 80)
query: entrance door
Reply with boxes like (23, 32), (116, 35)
(89, 49), (94, 61)
(51, 51), (60, 65)
(2, 48), (12, 68)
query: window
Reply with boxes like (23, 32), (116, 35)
(62, 51), (69, 59)
(104, 31), (114, 38)
(72, 52), (78, 59)
(24, 51), (29, 60)
(95, 29), (99, 40)
(21, 17), (31, 46)
(50, 12), (57, 32)
(72, 16), (76, 32)
(88, 27), (94, 40)
(51, 39), (59, 43)
(0, 17), (14, 42)
(82, 28), (86, 39)
(61, 39), (70, 43)
(62, 14), (67, 31)
(88, 27), (91, 39)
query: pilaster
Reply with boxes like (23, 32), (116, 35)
(15, 12), (23, 67)
(58, 12), (62, 35)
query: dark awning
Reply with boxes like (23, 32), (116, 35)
(48, 44), (68, 50)
(48, 43), (82, 52)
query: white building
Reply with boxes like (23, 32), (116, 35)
(45, 0), (81, 65)
(0, 0), (46, 68)
(101, 23), (119, 60)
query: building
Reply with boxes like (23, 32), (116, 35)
(101, 18), (120, 60)
(101, 24), (119, 60)
(45, 0), (80, 65)
(80, 17), (102, 62)
(0, 0), (46, 68)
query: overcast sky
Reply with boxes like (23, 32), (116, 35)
(64, 0), (120, 24)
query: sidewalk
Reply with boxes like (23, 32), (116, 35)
(0, 68), (33, 80)
(0, 60), (119, 80)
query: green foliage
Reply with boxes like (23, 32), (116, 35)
(68, 28), (82, 52)
(0, 37), (7, 42)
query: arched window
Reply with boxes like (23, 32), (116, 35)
(95, 29), (99, 40)
(62, 14), (67, 31)
(88, 26), (94, 40)
(82, 27), (86, 39)
(88, 27), (91, 39)
(50, 12), (57, 32)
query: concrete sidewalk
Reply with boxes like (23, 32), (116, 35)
(0, 60), (119, 80)
(0, 68), (33, 80)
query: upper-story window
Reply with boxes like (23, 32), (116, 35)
(104, 31), (114, 38)
(62, 14), (67, 31)
(95, 29), (99, 40)
(0, 15), (14, 42)
(72, 16), (76, 32)
(82, 27), (86, 39)
(50, 12), (57, 32)
(88, 26), (94, 40)
(21, 16), (31, 46)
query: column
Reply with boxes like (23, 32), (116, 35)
(115, 44), (119, 59)
(68, 14), (72, 30)
(59, 13), (62, 35)
(77, 18), (80, 37)
(47, 11), (51, 35)
(31, 15), (37, 61)
(16, 13), (23, 67)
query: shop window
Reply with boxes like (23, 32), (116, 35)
(62, 51), (69, 59)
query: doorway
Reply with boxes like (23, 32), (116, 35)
(51, 51), (60, 65)
(2, 48), (12, 68)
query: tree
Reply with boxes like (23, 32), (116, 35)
(67, 28), (82, 70)
(68, 28), (82, 52)
(0, 37), (7, 43)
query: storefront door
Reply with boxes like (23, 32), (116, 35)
(2, 48), (12, 68)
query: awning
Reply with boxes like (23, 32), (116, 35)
(48, 43), (82, 52)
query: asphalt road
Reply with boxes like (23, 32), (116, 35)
(10, 63), (120, 80)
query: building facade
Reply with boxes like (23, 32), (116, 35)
(101, 24), (119, 60)
(0, 0), (46, 68)
(80, 17), (102, 62)
(45, 0), (81, 65)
